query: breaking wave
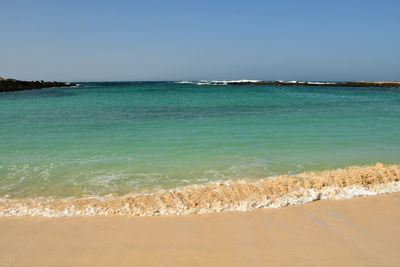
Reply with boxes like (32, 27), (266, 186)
(175, 81), (195, 84)
(0, 163), (399, 217)
(174, 80), (339, 86)
(176, 80), (261, 86)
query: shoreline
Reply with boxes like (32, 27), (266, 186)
(1, 191), (399, 266)
(178, 79), (400, 87)
(216, 80), (400, 87)
(1, 163), (399, 217)
(0, 78), (77, 92)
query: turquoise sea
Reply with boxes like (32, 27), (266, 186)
(1, 82), (400, 198)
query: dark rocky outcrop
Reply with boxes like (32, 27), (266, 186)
(0, 77), (77, 92)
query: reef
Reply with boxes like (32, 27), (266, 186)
(226, 80), (400, 88)
(0, 77), (77, 92)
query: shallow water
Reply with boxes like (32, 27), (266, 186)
(1, 82), (400, 198)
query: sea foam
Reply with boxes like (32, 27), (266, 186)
(177, 80), (262, 85)
(1, 163), (399, 217)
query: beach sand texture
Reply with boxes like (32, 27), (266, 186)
(1, 191), (399, 266)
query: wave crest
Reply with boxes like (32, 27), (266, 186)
(175, 80), (261, 85)
(1, 163), (399, 217)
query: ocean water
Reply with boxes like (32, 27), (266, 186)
(1, 82), (400, 199)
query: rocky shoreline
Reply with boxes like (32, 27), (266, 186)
(226, 80), (400, 88)
(0, 77), (77, 92)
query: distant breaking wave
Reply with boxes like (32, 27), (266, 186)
(176, 80), (261, 85)
(175, 80), (338, 86)
(1, 163), (399, 217)
(175, 81), (194, 84)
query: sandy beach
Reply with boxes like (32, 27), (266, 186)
(1, 191), (399, 266)
(2, 0), (400, 266)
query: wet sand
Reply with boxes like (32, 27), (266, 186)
(1, 192), (399, 266)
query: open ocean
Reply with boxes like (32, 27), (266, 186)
(1, 81), (400, 202)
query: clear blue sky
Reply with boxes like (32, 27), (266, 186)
(1, 0), (399, 82)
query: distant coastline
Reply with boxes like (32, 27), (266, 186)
(183, 80), (400, 87)
(0, 77), (77, 92)
(228, 80), (400, 87)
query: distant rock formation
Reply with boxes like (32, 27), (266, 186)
(226, 80), (400, 88)
(0, 77), (77, 92)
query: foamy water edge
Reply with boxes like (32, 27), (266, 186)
(1, 163), (399, 217)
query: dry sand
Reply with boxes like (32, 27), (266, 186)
(1, 192), (399, 266)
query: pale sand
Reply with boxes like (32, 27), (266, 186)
(0, 192), (399, 266)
